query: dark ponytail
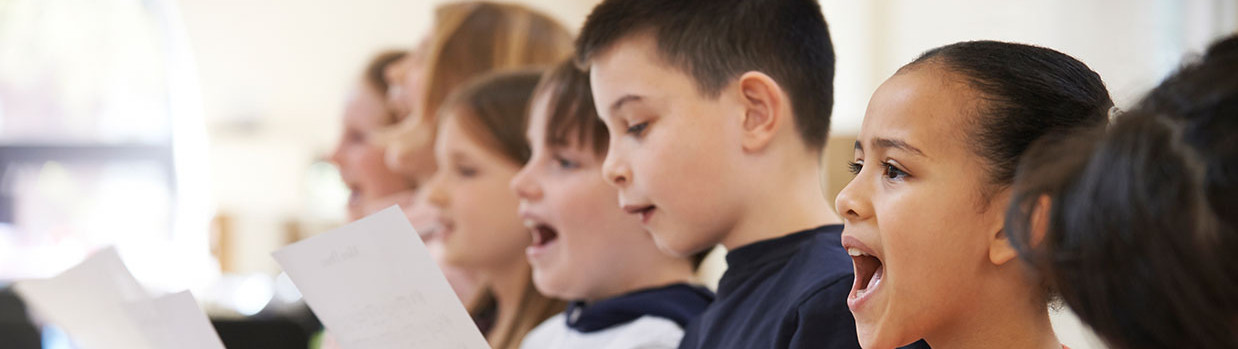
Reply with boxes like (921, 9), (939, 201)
(1007, 34), (1238, 349)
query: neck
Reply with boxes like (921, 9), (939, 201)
(585, 253), (696, 303)
(722, 150), (841, 249)
(927, 279), (1059, 349)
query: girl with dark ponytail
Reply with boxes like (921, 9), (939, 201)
(1008, 34), (1238, 349)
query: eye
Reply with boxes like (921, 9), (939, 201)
(456, 165), (478, 178)
(882, 161), (909, 180)
(847, 160), (863, 175)
(344, 130), (366, 144)
(625, 121), (649, 137)
(554, 155), (580, 170)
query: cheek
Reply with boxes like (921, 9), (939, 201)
(643, 122), (729, 193)
(355, 146), (388, 170)
(353, 147), (404, 189)
(460, 175), (527, 250)
(560, 176), (635, 241)
(879, 184), (993, 300)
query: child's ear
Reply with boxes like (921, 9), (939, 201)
(737, 71), (786, 152)
(988, 190), (1018, 266)
(1027, 195), (1053, 248)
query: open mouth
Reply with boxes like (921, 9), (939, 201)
(525, 220), (560, 248)
(435, 218), (455, 240)
(848, 247), (884, 301)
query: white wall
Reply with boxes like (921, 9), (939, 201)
(179, 0), (600, 274)
(822, 0), (1237, 134)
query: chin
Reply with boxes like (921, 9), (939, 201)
(530, 274), (561, 298)
(858, 324), (914, 349)
(652, 234), (711, 258)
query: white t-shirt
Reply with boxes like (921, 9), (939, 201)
(519, 284), (713, 349)
(521, 313), (685, 349)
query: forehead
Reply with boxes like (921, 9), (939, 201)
(525, 91), (553, 138)
(588, 34), (699, 115)
(858, 67), (977, 155)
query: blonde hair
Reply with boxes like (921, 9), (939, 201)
(381, 1), (573, 175)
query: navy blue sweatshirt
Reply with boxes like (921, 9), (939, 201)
(678, 224), (930, 349)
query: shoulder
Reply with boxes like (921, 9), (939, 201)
(524, 316), (685, 349)
(782, 226), (862, 346)
(521, 313), (567, 348)
(785, 225), (855, 295)
(601, 316), (685, 349)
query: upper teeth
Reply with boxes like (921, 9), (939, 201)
(523, 219), (539, 229)
(847, 248), (867, 257)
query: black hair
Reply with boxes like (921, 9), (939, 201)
(575, 0), (836, 150)
(905, 41), (1113, 200)
(1007, 34), (1238, 349)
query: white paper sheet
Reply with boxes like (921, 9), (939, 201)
(15, 247), (157, 349)
(273, 205), (488, 349)
(14, 247), (225, 349)
(124, 291), (227, 349)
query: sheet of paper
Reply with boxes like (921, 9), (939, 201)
(123, 291), (227, 349)
(15, 247), (226, 349)
(14, 247), (156, 349)
(273, 205), (488, 349)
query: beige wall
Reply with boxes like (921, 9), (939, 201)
(180, 0), (601, 275)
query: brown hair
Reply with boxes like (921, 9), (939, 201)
(443, 69), (544, 165)
(442, 69), (565, 349)
(534, 58), (608, 156)
(362, 50), (407, 124)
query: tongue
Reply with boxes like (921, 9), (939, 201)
(865, 264), (883, 291)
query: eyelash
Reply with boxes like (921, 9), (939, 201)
(456, 165), (478, 178)
(847, 160), (863, 175)
(847, 160), (910, 180)
(554, 155), (579, 170)
(883, 162), (908, 180)
(625, 121), (649, 138)
(345, 130), (366, 144)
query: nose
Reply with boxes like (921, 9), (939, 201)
(601, 142), (632, 188)
(510, 163), (542, 201)
(424, 171), (448, 209)
(835, 171), (873, 223)
(330, 138), (346, 168)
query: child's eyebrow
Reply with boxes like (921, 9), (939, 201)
(608, 94), (643, 115)
(856, 137), (928, 158)
(449, 150), (474, 163)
